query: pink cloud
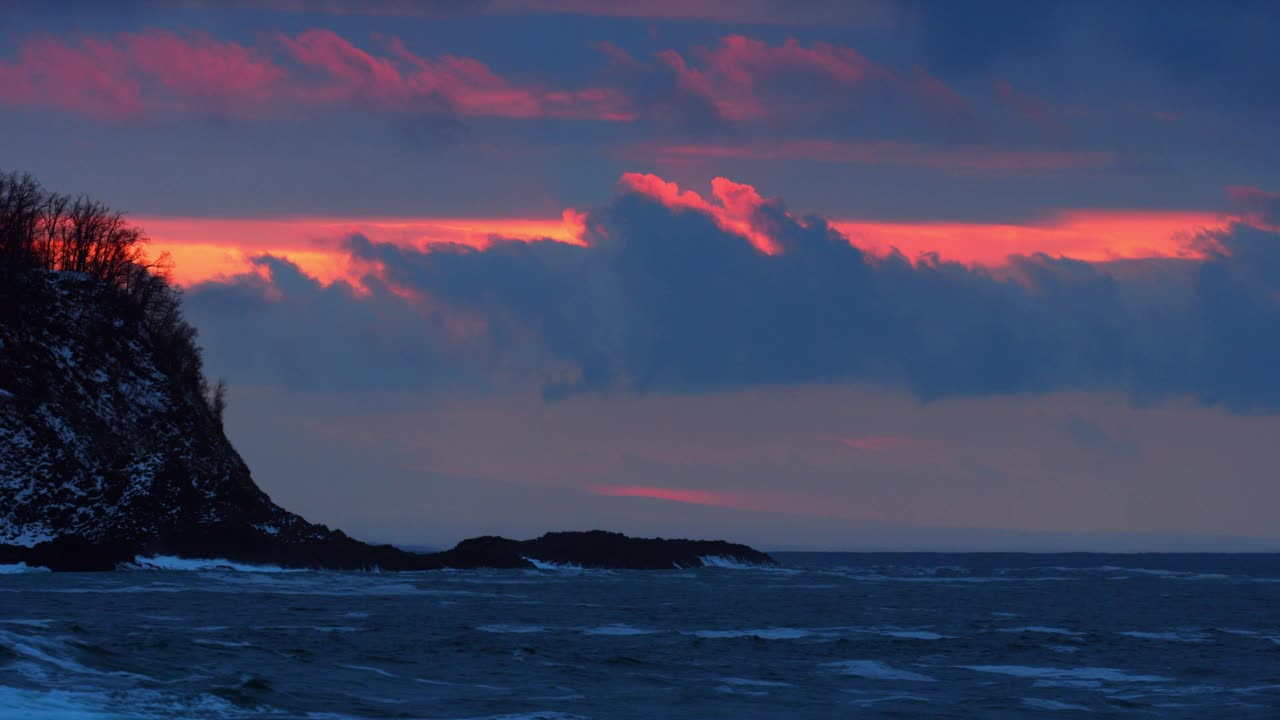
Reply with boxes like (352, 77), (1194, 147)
(0, 36), (144, 119)
(615, 35), (972, 125)
(213, 0), (895, 27)
(0, 28), (630, 122)
(617, 173), (780, 254)
(588, 484), (789, 512)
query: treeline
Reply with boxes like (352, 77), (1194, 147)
(0, 171), (226, 425)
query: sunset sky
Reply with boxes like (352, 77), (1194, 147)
(5, 0), (1280, 550)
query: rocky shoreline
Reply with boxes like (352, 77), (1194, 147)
(0, 529), (775, 572)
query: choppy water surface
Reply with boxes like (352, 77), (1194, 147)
(2, 553), (1279, 719)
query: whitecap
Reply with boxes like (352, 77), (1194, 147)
(963, 665), (1170, 682)
(689, 628), (813, 640)
(698, 555), (761, 569)
(848, 694), (931, 706)
(1119, 630), (1207, 642)
(522, 557), (585, 572)
(124, 555), (297, 572)
(192, 639), (252, 648)
(581, 624), (656, 636)
(721, 677), (791, 687)
(476, 624), (547, 634)
(338, 663), (398, 678)
(997, 626), (1085, 637)
(1023, 698), (1091, 711)
(0, 562), (50, 574)
(825, 660), (936, 682)
(880, 630), (949, 640)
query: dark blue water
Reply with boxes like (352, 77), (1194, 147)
(2, 553), (1279, 719)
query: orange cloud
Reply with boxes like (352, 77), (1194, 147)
(138, 212), (586, 286)
(835, 210), (1228, 266)
(137, 174), (1233, 288)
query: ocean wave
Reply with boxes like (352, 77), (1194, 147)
(688, 628), (814, 640)
(476, 624), (548, 634)
(581, 624), (656, 636)
(825, 660), (936, 682)
(1022, 697), (1091, 711)
(0, 562), (50, 574)
(522, 557), (585, 572)
(123, 556), (298, 573)
(997, 626), (1085, 637)
(1119, 630), (1208, 643)
(963, 665), (1171, 682)
(698, 555), (763, 569)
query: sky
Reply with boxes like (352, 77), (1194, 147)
(4, 0), (1280, 551)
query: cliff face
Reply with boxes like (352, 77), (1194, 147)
(0, 270), (331, 551)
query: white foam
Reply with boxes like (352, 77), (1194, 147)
(581, 624), (656, 636)
(998, 626), (1085, 637)
(848, 694), (931, 706)
(191, 639), (251, 648)
(450, 707), (588, 712)
(881, 630), (948, 640)
(825, 660), (937, 682)
(1119, 630), (1207, 642)
(125, 555), (296, 572)
(476, 624), (547, 634)
(689, 628), (812, 640)
(523, 557), (584, 572)
(0, 562), (50, 574)
(720, 677), (791, 687)
(699, 555), (760, 569)
(338, 663), (398, 678)
(1023, 698), (1091, 711)
(963, 665), (1171, 682)
(0, 685), (257, 720)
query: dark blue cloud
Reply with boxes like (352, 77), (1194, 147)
(186, 181), (1280, 411)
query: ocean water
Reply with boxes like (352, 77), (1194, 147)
(2, 553), (1279, 719)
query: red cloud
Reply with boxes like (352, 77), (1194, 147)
(0, 29), (629, 121)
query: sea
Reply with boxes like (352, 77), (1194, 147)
(1, 552), (1278, 719)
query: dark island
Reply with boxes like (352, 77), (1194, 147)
(0, 171), (774, 573)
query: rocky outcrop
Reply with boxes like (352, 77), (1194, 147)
(1, 269), (773, 572)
